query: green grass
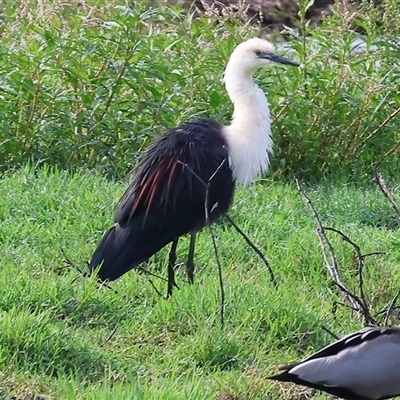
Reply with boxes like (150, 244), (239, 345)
(1, 166), (400, 399)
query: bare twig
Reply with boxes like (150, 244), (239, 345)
(137, 265), (170, 284)
(100, 325), (118, 347)
(372, 165), (400, 223)
(363, 251), (386, 258)
(322, 226), (383, 322)
(225, 214), (277, 288)
(136, 265), (175, 299)
(383, 289), (400, 327)
(294, 177), (359, 309)
(98, 44), (134, 122)
(205, 161), (226, 328)
(321, 325), (340, 340)
(147, 279), (167, 298)
(178, 159), (227, 327)
(294, 176), (377, 325)
(61, 248), (74, 268)
(61, 248), (86, 276)
(332, 300), (359, 313)
(368, 106), (400, 149)
(375, 304), (400, 317)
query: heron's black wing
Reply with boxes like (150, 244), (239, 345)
(89, 118), (235, 281)
(115, 118), (233, 224)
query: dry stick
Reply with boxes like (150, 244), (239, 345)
(98, 44), (133, 122)
(205, 163), (227, 328)
(61, 248), (86, 276)
(367, 106), (400, 144)
(137, 265), (170, 284)
(147, 279), (167, 298)
(355, 106), (400, 158)
(372, 165), (400, 222)
(321, 325), (340, 340)
(136, 265), (175, 299)
(383, 289), (400, 327)
(88, 240), (173, 297)
(61, 248), (90, 286)
(177, 159), (227, 327)
(294, 177), (373, 323)
(363, 251), (386, 258)
(371, 167), (400, 325)
(225, 215), (277, 288)
(375, 304), (400, 317)
(323, 226), (381, 325)
(100, 325), (118, 347)
(62, 249), (119, 291)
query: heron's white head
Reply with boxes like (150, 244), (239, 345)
(225, 37), (299, 78)
(222, 38), (299, 186)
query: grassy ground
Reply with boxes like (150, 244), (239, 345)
(1, 167), (400, 399)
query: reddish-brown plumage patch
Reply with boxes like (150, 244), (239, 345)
(129, 154), (182, 219)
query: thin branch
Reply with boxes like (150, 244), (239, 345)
(98, 45), (133, 122)
(178, 159), (227, 327)
(204, 161), (226, 328)
(137, 264), (176, 298)
(321, 325), (340, 340)
(362, 251), (386, 258)
(332, 300), (360, 313)
(383, 289), (400, 327)
(294, 177), (358, 309)
(332, 280), (376, 325)
(225, 214), (277, 288)
(100, 325), (118, 347)
(322, 226), (376, 318)
(294, 176), (377, 325)
(137, 264), (179, 298)
(375, 305), (400, 317)
(147, 279), (167, 298)
(61, 248), (86, 276)
(209, 158), (227, 182)
(372, 165), (400, 223)
(367, 106), (400, 145)
(137, 265), (170, 283)
(177, 160), (208, 189)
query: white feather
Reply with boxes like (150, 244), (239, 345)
(222, 38), (275, 186)
(290, 331), (400, 399)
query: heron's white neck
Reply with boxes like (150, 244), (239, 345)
(222, 68), (272, 186)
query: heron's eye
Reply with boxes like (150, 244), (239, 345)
(255, 50), (262, 57)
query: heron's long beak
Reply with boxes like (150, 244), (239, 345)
(263, 53), (300, 67)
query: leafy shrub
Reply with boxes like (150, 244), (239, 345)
(0, 0), (399, 179)
(271, 0), (400, 179)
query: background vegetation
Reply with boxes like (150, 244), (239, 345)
(1, 0), (400, 179)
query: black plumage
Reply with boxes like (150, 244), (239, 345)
(89, 118), (235, 283)
(88, 38), (300, 291)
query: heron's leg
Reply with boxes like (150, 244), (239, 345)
(187, 233), (196, 284)
(167, 238), (179, 297)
